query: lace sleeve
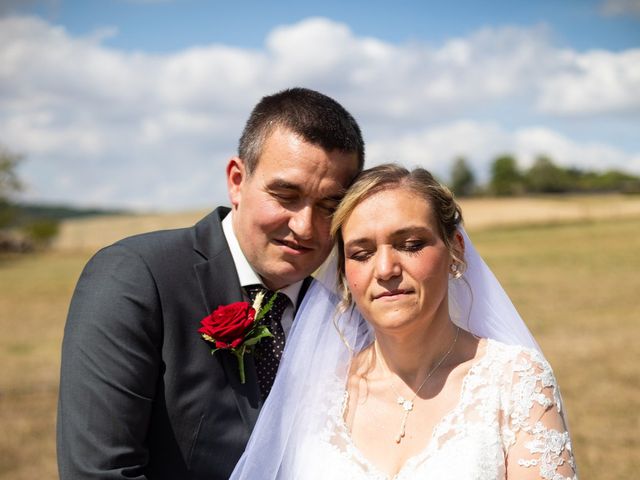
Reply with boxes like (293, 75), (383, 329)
(504, 349), (578, 480)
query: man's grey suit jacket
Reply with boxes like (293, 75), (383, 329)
(57, 207), (307, 479)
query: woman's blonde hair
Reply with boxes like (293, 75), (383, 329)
(330, 163), (464, 308)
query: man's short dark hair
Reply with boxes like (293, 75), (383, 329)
(238, 87), (365, 173)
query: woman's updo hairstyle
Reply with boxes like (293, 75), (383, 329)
(330, 163), (464, 308)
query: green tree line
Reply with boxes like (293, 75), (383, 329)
(449, 154), (640, 197)
(1, 145), (59, 251)
(3, 144), (640, 252)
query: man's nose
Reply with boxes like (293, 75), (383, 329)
(289, 205), (314, 240)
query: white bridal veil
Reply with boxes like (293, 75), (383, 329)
(230, 227), (540, 479)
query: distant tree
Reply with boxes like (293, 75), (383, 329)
(563, 167), (640, 193)
(489, 154), (523, 196)
(565, 167), (587, 189)
(525, 156), (571, 193)
(0, 145), (24, 228)
(22, 219), (60, 248)
(596, 170), (640, 193)
(0, 146), (60, 252)
(450, 157), (476, 197)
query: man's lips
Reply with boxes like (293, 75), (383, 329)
(274, 239), (314, 253)
(373, 289), (413, 300)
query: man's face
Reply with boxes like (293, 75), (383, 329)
(227, 127), (359, 290)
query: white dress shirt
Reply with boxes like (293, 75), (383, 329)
(222, 212), (303, 336)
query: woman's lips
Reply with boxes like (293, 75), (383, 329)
(373, 289), (412, 300)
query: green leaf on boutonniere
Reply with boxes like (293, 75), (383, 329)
(243, 325), (274, 346)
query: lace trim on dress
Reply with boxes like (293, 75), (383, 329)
(518, 422), (576, 479)
(315, 339), (577, 480)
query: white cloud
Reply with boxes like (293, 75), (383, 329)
(368, 122), (640, 183)
(537, 48), (640, 115)
(266, 22), (560, 121)
(1, 15), (638, 209)
(514, 127), (640, 172)
(367, 121), (511, 180)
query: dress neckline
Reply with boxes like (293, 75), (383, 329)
(337, 338), (495, 480)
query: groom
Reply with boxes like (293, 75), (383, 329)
(57, 88), (364, 479)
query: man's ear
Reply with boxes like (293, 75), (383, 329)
(226, 157), (246, 209)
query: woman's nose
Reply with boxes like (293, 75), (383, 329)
(374, 247), (401, 280)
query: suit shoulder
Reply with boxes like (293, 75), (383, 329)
(97, 210), (225, 268)
(79, 226), (181, 259)
(117, 225), (193, 252)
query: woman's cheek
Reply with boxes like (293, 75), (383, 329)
(345, 266), (358, 290)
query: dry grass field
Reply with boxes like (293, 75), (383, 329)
(2, 195), (639, 479)
(51, 194), (640, 253)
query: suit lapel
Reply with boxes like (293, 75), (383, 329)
(192, 208), (262, 430)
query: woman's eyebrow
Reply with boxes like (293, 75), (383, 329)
(344, 226), (432, 248)
(344, 237), (371, 249)
(390, 226), (431, 237)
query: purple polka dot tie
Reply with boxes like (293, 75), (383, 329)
(245, 285), (290, 399)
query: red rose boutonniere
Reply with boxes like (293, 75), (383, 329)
(198, 291), (276, 383)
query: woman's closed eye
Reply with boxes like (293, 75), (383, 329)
(347, 249), (373, 262)
(399, 240), (426, 254)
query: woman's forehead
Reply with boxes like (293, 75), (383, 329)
(342, 188), (436, 236)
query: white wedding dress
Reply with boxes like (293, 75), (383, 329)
(294, 339), (577, 480)
(230, 232), (578, 480)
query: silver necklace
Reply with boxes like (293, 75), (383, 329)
(389, 326), (460, 444)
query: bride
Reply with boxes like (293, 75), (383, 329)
(231, 164), (578, 479)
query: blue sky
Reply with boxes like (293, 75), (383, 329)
(18, 0), (640, 51)
(1, 0), (639, 209)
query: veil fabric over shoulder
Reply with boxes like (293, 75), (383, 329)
(450, 229), (539, 350)
(230, 228), (539, 479)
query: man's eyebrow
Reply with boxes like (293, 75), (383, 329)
(266, 179), (347, 202)
(266, 179), (302, 191)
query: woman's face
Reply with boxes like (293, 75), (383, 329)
(342, 187), (457, 334)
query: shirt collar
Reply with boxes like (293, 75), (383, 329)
(222, 211), (303, 306)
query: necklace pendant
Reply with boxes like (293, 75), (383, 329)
(396, 411), (409, 444)
(388, 326), (460, 445)
(397, 396), (413, 411)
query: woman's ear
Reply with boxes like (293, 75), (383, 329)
(451, 230), (465, 264)
(454, 230), (465, 256)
